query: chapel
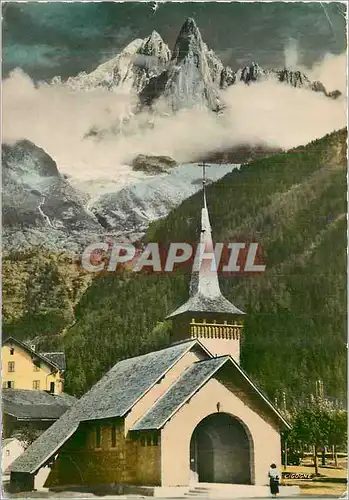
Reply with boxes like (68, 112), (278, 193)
(9, 175), (289, 493)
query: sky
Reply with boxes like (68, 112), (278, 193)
(2, 1), (347, 81)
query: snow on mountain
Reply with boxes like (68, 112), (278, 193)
(2, 139), (238, 251)
(58, 32), (171, 94)
(90, 163), (239, 238)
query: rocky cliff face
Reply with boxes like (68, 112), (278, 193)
(140, 18), (221, 112)
(59, 32), (171, 94)
(236, 61), (270, 84)
(2, 140), (104, 251)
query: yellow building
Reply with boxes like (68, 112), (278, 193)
(2, 337), (65, 394)
(2, 338), (76, 442)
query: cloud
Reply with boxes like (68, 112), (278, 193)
(2, 52), (347, 196)
(284, 39), (299, 70)
(307, 52), (347, 95)
(282, 38), (347, 95)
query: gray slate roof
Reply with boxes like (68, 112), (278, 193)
(2, 390), (76, 420)
(39, 352), (66, 371)
(9, 403), (81, 474)
(132, 356), (229, 430)
(166, 292), (245, 317)
(132, 355), (290, 432)
(78, 340), (204, 422)
(2, 337), (64, 372)
(166, 197), (244, 319)
(2, 438), (17, 447)
(9, 340), (204, 474)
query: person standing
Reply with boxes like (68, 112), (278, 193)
(268, 463), (280, 497)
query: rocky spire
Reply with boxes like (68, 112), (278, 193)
(171, 17), (203, 63)
(140, 17), (221, 112)
(237, 61), (269, 84)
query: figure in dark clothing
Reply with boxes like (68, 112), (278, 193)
(268, 463), (280, 497)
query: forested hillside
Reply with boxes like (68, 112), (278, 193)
(3, 129), (347, 405)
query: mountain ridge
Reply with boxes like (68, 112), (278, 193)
(57, 17), (341, 113)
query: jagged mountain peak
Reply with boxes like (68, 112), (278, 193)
(277, 68), (311, 88)
(148, 30), (164, 42)
(138, 30), (171, 64)
(180, 17), (200, 35)
(138, 16), (223, 112)
(237, 61), (269, 84)
(59, 17), (340, 114)
(171, 17), (204, 63)
(62, 32), (171, 94)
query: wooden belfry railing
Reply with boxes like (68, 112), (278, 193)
(190, 318), (242, 340)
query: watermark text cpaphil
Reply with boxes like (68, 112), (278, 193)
(81, 241), (267, 275)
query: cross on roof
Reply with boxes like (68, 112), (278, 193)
(198, 161), (208, 185)
(198, 161), (210, 207)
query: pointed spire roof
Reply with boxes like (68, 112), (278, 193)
(166, 165), (244, 319)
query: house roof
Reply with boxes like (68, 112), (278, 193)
(9, 405), (81, 475)
(166, 193), (244, 319)
(2, 438), (18, 447)
(131, 355), (290, 431)
(2, 337), (64, 372)
(38, 352), (66, 371)
(9, 340), (209, 474)
(2, 389), (76, 421)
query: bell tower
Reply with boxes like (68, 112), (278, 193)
(166, 163), (245, 364)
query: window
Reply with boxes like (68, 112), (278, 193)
(4, 381), (14, 389)
(33, 361), (41, 372)
(6, 450), (10, 457)
(139, 433), (158, 446)
(33, 380), (40, 390)
(8, 361), (15, 373)
(111, 425), (117, 448)
(10, 348), (14, 355)
(96, 426), (101, 448)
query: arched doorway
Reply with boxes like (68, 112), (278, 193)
(190, 413), (252, 484)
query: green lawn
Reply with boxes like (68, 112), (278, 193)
(282, 461), (347, 496)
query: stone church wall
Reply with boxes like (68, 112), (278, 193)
(45, 419), (161, 488)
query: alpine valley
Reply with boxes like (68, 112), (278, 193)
(2, 17), (347, 405)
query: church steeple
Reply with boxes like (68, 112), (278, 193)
(166, 163), (245, 363)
